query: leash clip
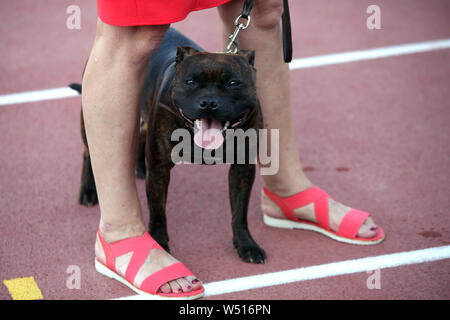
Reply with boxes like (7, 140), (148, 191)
(226, 14), (251, 54)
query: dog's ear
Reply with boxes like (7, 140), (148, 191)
(237, 50), (255, 66)
(175, 46), (200, 64)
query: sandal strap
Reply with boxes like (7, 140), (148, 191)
(97, 229), (199, 295)
(263, 186), (330, 230)
(97, 229), (116, 271)
(97, 230), (164, 284)
(140, 262), (194, 294)
(337, 209), (370, 238)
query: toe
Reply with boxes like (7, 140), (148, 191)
(158, 283), (172, 294)
(176, 277), (194, 293)
(186, 275), (202, 290)
(157, 277), (202, 295)
(168, 280), (183, 294)
(357, 217), (379, 238)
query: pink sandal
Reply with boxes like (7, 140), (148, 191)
(263, 186), (385, 245)
(95, 229), (204, 299)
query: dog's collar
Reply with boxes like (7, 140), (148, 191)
(159, 101), (257, 131)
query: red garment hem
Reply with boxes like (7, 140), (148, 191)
(97, 0), (233, 27)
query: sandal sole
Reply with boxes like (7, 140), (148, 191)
(95, 259), (204, 300)
(263, 214), (385, 245)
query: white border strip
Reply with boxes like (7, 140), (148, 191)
(0, 87), (79, 106)
(1, 39), (450, 107)
(115, 245), (450, 299)
(289, 38), (450, 70)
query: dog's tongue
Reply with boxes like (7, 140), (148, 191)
(194, 118), (224, 149)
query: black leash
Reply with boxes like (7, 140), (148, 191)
(241, 0), (254, 20)
(281, 0), (292, 62)
(227, 0), (292, 63)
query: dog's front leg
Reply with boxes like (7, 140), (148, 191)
(229, 163), (266, 264)
(145, 138), (173, 253)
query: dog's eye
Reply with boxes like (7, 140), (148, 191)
(227, 80), (241, 88)
(185, 79), (195, 86)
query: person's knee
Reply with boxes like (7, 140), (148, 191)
(127, 25), (168, 66)
(252, 0), (283, 31)
(95, 21), (168, 67)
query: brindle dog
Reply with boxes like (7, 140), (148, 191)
(76, 28), (266, 263)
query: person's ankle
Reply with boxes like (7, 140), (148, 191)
(262, 174), (313, 197)
(99, 219), (146, 243)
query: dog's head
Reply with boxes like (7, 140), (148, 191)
(171, 46), (257, 149)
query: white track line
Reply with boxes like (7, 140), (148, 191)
(0, 87), (79, 106)
(289, 38), (450, 69)
(1, 39), (450, 107)
(115, 245), (450, 300)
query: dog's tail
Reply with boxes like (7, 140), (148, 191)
(69, 83), (82, 94)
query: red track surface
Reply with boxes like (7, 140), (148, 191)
(1, 0), (450, 300)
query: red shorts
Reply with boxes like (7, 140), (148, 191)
(97, 0), (233, 26)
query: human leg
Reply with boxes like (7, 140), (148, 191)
(218, 0), (380, 239)
(82, 20), (202, 294)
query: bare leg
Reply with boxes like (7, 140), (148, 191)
(218, 1), (379, 238)
(82, 19), (201, 293)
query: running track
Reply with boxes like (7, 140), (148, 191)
(1, 0), (449, 300)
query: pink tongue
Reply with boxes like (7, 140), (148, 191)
(194, 118), (224, 149)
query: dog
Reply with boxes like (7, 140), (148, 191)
(76, 27), (266, 264)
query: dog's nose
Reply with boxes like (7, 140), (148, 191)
(198, 97), (218, 110)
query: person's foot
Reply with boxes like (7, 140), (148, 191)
(95, 224), (202, 294)
(261, 184), (379, 239)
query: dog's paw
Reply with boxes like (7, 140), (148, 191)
(78, 186), (98, 206)
(235, 242), (267, 264)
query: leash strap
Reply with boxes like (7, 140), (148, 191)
(281, 0), (292, 62)
(241, 0), (254, 20)
(227, 0), (293, 63)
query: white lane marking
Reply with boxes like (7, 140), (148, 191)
(1, 39), (450, 106)
(289, 38), (450, 69)
(0, 87), (79, 106)
(114, 245), (450, 299)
